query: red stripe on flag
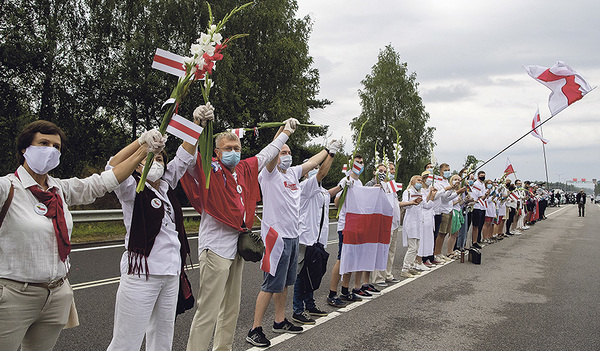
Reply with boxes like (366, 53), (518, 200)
(537, 69), (584, 105)
(342, 213), (392, 245)
(153, 54), (185, 72)
(260, 227), (278, 273)
(168, 119), (201, 140)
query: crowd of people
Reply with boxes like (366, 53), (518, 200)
(0, 104), (570, 351)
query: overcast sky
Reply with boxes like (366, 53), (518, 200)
(296, 0), (599, 189)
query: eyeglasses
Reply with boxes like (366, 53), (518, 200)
(217, 146), (241, 152)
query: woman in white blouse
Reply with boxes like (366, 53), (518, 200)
(0, 120), (153, 351)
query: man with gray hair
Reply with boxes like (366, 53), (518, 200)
(181, 103), (298, 351)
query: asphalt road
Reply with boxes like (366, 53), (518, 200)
(54, 204), (600, 350)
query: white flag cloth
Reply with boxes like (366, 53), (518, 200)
(530, 108), (549, 144)
(524, 61), (593, 116)
(166, 114), (203, 144)
(152, 48), (186, 77)
(260, 226), (285, 276)
(339, 186), (394, 275)
(229, 128), (245, 139)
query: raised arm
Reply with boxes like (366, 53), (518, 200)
(265, 119), (297, 172)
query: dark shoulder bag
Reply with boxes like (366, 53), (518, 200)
(300, 202), (330, 293)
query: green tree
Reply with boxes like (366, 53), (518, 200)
(350, 45), (434, 187)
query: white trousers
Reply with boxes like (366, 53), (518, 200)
(107, 274), (179, 351)
(402, 238), (420, 270)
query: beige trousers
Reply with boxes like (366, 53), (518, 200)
(186, 250), (244, 351)
(0, 278), (73, 351)
(373, 227), (400, 283)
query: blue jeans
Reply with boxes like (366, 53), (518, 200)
(292, 274), (316, 315)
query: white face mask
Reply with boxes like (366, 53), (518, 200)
(146, 162), (164, 182)
(279, 155), (292, 170)
(23, 145), (61, 175)
(425, 179), (433, 186)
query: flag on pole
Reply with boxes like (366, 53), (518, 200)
(260, 226), (284, 276)
(530, 108), (549, 144)
(229, 128), (245, 139)
(340, 186), (393, 275)
(524, 61), (593, 116)
(573, 178), (577, 182)
(582, 178), (586, 182)
(384, 180), (402, 193)
(152, 48), (186, 77)
(342, 164), (348, 174)
(504, 157), (515, 176)
(166, 114), (203, 144)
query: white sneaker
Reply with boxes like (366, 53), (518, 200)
(439, 255), (451, 262)
(523, 226), (530, 229)
(415, 263), (430, 271)
(514, 231), (522, 235)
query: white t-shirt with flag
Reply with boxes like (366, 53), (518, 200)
(258, 165), (303, 239)
(298, 176), (329, 247)
(335, 177), (363, 232)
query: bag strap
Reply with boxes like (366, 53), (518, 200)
(0, 183), (15, 228)
(316, 200), (326, 243)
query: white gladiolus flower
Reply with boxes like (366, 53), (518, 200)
(198, 33), (212, 45)
(208, 24), (217, 34)
(212, 32), (223, 44)
(190, 43), (203, 56)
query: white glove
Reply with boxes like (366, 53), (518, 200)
(138, 129), (167, 154)
(283, 118), (299, 134)
(339, 177), (348, 189)
(328, 139), (342, 154)
(193, 102), (215, 127)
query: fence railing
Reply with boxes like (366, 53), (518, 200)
(71, 204), (337, 223)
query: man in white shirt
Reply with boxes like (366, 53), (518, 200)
(433, 163), (463, 262)
(183, 108), (298, 351)
(470, 171), (490, 248)
(247, 135), (331, 347)
(326, 154), (364, 307)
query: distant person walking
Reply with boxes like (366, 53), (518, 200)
(576, 190), (586, 217)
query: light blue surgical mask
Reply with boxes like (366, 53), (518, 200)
(221, 150), (241, 168)
(487, 184), (493, 189)
(443, 170), (451, 179)
(468, 180), (474, 186)
(308, 169), (318, 178)
(414, 183), (422, 190)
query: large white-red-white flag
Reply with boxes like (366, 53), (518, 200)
(524, 61), (593, 116)
(340, 186), (393, 275)
(504, 157), (515, 176)
(530, 108), (549, 144)
(260, 226), (284, 276)
(152, 48), (186, 77)
(166, 114), (203, 144)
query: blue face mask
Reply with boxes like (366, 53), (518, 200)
(443, 170), (451, 179)
(414, 183), (422, 190)
(468, 180), (474, 186)
(308, 169), (318, 178)
(221, 150), (241, 168)
(487, 184), (493, 189)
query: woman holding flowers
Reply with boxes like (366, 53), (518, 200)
(105, 127), (198, 351)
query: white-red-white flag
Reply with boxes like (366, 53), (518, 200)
(504, 157), (515, 176)
(152, 48), (186, 77)
(229, 128), (245, 139)
(509, 192), (519, 201)
(352, 160), (363, 175)
(342, 164), (348, 174)
(166, 114), (203, 144)
(530, 108), (549, 144)
(260, 226), (284, 276)
(384, 180), (402, 193)
(340, 186), (393, 275)
(524, 61), (593, 116)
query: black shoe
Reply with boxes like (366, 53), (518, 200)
(292, 311), (316, 325)
(340, 292), (362, 302)
(272, 318), (303, 334)
(306, 306), (328, 316)
(472, 242), (482, 249)
(246, 327), (270, 347)
(326, 295), (347, 308)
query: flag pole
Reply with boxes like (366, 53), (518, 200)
(473, 111), (560, 174)
(540, 124), (550, 188)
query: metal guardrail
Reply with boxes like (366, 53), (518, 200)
(71, 204), (337, 223)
